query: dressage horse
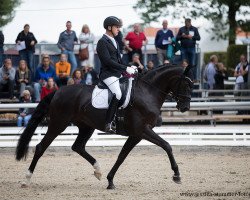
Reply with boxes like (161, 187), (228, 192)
(16, 65), (193, 189)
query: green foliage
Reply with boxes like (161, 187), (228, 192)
(227, 45), (247, 70)
(134, 0), (250, 44)
(0, 0), (21, 28)
(203, 52), (227, 66)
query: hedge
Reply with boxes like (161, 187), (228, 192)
(203, 52), (227, 66)
(226, 45), (247, 71)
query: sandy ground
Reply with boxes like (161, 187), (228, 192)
(0, 146), (250, 200)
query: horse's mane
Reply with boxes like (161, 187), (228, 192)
(141, 64), (184, 82)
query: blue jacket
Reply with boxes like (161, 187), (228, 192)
(35, 65), (56, 82)
(57, 30), (78, 51)
(155, 29), (174, 50)
(176, 26), (200, 48)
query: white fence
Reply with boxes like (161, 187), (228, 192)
(0, 125), (249, 147)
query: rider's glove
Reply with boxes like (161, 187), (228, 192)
(126, 67), (136, 75)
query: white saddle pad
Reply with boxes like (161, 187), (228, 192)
(92, 78), (133, 109)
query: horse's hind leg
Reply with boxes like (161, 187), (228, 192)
(22, 122), (67, 187)
(71, 126), (101, 180)
(143, 125), (181, 184)
(107, 136), (141, 189)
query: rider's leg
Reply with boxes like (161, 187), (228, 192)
(103, 76), (122, 133)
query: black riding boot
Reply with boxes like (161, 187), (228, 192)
(105, 96), (119, 134)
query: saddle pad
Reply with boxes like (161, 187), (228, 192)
(92, 78), (133, 109)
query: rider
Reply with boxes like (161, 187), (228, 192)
(96, 16), (136, 133)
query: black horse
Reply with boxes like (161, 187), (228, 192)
(16, 66), (193, 189)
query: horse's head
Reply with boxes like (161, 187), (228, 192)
(172, 76), (193, 113)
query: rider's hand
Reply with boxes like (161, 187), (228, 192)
(126, 67), (136, 75)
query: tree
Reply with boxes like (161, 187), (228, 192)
(0, 0), (21, 28)
(134, 0), (250, 45)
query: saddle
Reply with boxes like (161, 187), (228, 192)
(92, 77), (134, 109)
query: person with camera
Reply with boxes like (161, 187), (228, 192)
(0, 58), (16, 99)
(96, 16), (137, 133)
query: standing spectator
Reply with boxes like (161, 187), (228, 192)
(234, 54), (249, 91)
(0, 30), (4, 67)
(82, 65), (99, 85)
(124, 23), (148, 63)
(67, 69), (83, 85)
(129, 53), (144, 73)
(40, 77), (58, 100)
(57, 21), (78, 74)
(176, 18), (200, 79)
(79, 24), (95, 69)
(15, 24), (37, 77)
(214, 62), (228, 90)
(155, 20), (174, 66)
(15, 60), (32, 98)
(55, 54), (71, 86)
(114, 19), (125, 58)
(0, 58), (16, 99)
(33, 56), (56, 102)
(17, 90), (34, 127)
(204, 55), (218, 90)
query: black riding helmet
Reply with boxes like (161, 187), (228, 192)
(103, 16), (121, 30)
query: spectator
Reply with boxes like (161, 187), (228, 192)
(176, 18), (200, 79)
(67, 69), (83, 85)
(33, 56), (56, 102)
(79, 24), (95, 70)
(114, 19), (125, 58)
(146, 60), (154, 71)
(15, 24), (37, 77)
(0, 30), (4, 67)
(204, 55), (218, 90)
(40, 77), (58, 100)
(124, 23), (148, 63)
(214, 62), (228, 90)
(17, 90), (34, 127)
(155, 20), (174, 66)
(234, 54), (249, 91)
(15, 60), (32, 98)
(182, 59), (194, 81)
(129, 53), (144, 73)
(0, 58), (16, 99)
(82, 65), (99, 85)
(55, 54), (71, 86)
(57, 21), (78, 74)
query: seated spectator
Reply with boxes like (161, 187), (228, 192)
(40, 77), (58, 100)
(33, 56), (56, 102)
(129, 53), (144, 73)
(204, 55), (218, 90)
(82, 65), (98, 85)
(146, 60), (154, 71)
(55, 54), (71, 86)
(17, 90), (34, 127)
(67, 69), (83, 85)
(182, 59), (194, 81)
(214, 62), (228, 90)
(234, 54), (249, 91)
(15, 60), (32, 98)
(0, 58), (16, 99)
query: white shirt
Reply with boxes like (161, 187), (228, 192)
(105, 34), (117, 49)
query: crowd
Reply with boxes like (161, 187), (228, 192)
(0, 17), (249, 127)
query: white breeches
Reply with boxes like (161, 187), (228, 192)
(103, 76), (122, 100)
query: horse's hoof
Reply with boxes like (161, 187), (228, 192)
(94, 171), (102, 181)
(107, 184), (116, 190)
(21, 182), (29, 188)
(173, 175), (181, 184)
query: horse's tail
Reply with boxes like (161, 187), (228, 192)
(15, 91), (56, 161)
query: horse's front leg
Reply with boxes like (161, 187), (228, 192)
(107, 136), (141, 189)
(143, 125), (181, 184)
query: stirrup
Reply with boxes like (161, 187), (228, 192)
(105, 121), (116, 134)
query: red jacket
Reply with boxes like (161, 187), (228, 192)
(40, 86), (57, 100)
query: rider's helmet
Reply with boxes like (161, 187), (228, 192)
(103, 16), (121, 30)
